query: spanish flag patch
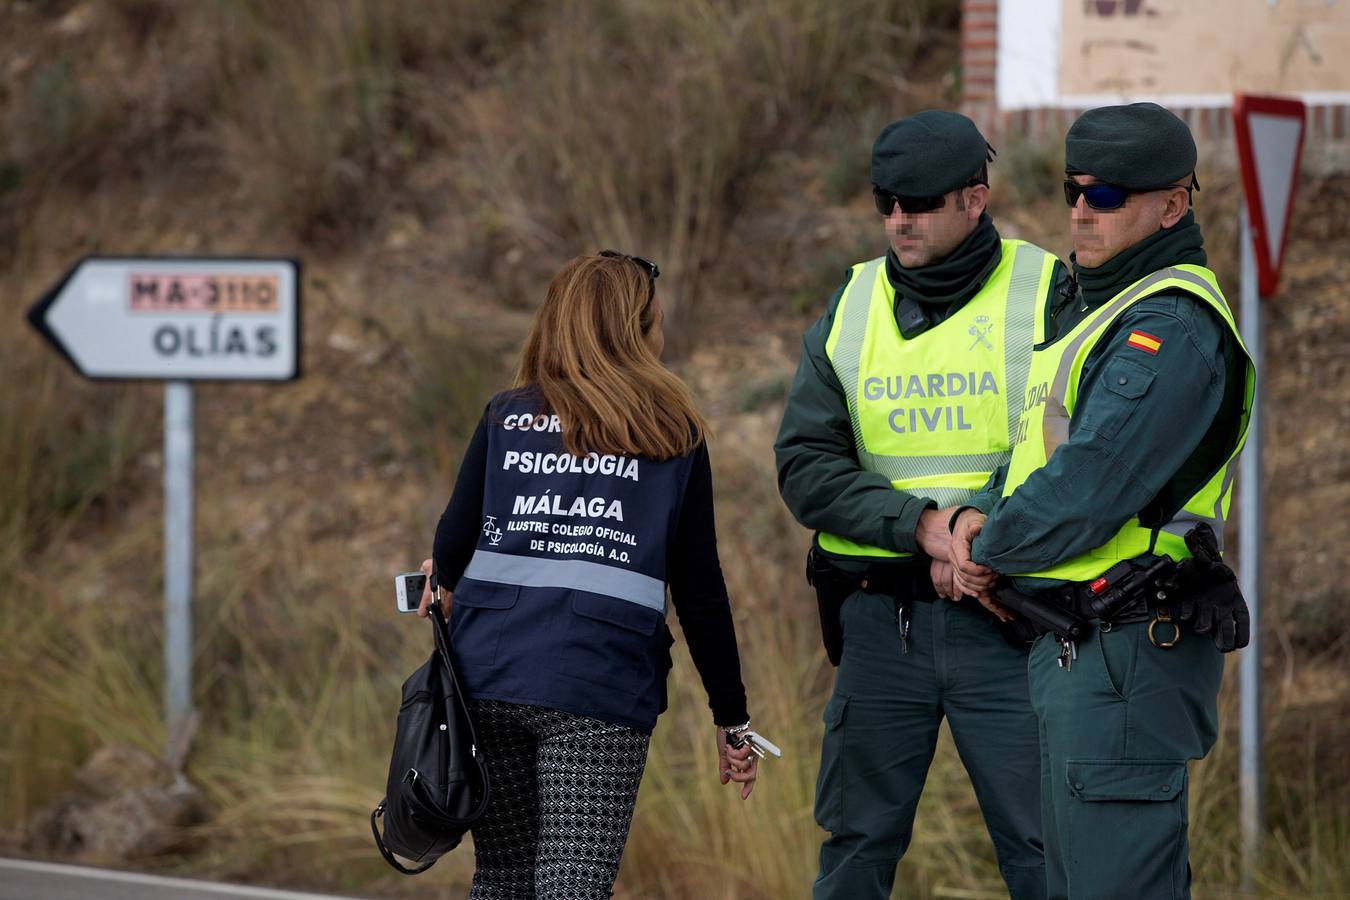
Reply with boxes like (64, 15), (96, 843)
(1126, 330), (1162, 355)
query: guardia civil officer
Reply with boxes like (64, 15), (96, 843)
(415, 252), (760, 899)
(774, 111), (1066, 899)
(952, 103), (1256, 899)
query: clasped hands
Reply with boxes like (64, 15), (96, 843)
(918, 506), (1011, 621)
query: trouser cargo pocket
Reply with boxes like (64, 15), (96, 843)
(1065, 759), (1189, 899)
(813, 694), (849, 833)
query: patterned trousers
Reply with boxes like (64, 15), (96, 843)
(467, 699), (650, 900)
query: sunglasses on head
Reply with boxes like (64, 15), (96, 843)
(599, 249), (660, 302)
(872, 178), (986, 217)
(1062, 179), (1195, 211)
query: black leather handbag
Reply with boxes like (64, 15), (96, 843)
(371, 597), (490, 874)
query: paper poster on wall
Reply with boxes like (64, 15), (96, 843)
(999, 0), (1350, 109)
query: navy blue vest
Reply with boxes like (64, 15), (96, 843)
(448, 390), (696, 731)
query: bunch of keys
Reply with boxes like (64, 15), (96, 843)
(727, 728), (783, 760)
(1057, 636), (1078, 671)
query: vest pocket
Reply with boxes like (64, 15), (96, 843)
(569, 590), (661, 635)
(657, 625), (676, 713)
(449, 583), (520, 667)
(562, 590), (663, 694)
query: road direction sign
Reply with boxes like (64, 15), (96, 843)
(25, 254), (302, 768)
(1233, 95), (1307, 297)
(27, 256), (300, 381)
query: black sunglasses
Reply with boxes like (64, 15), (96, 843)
(872, 179), (986, 217)
(599, 249), (660, 302)
(1062, 179), (1195, 211)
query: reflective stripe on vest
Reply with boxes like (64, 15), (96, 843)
(463, 548), (667, 613)
(817, 240), (1056, 559)
(1000, 264), (1255, 581)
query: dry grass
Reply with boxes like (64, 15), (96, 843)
(0, 295), (1347, 898)
(449, 0), (959, 352)
(5, 428), (1346, 897)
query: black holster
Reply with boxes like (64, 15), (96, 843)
(995, 583), (1090, 642)
(806, 548), (852, 667)
(996, 614), (1049, 646)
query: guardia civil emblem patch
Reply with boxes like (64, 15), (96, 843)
(968, 315), (994, 351)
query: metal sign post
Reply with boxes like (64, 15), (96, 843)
(164, 381), (195, 756)
(1237, 202), (1263, 890)
(1231, 94), (1306, 892)
(27, 257), (300, 766)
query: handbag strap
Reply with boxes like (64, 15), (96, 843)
(369, 800), (436, 876)
(430, 603), (484, 756)
(429, 601), (492, 820)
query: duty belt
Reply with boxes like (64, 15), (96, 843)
(806, 548), (935, 602)
(995, 556), (1182, 670)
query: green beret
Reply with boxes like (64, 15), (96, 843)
(1065, 102), (1197, 190)
(871, 110), (992, 198)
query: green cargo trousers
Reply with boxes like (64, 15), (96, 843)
(813, 590), (1045, 899)
(1028, 619), (1224, 900)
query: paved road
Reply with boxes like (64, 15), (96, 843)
(0, 859), (371, 900)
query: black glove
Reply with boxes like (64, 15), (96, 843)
(1163, 524), (1250, 653)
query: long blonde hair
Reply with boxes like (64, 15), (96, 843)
(513, 253), (706, 460)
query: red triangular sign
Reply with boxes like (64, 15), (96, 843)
(1233, 94), (1306, 297)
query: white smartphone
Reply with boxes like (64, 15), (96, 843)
(395, 572), (427, 614)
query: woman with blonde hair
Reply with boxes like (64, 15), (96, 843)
(417, 251), (757, 898)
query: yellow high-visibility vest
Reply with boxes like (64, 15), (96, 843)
(818, 240), (1057, 560)
(1000, 264), (1255, 581)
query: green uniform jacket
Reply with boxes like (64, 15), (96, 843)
(968, 289), (1245, 583)
(775, 247), (1070, 561)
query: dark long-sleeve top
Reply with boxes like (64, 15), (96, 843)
(968, 292), (1243, 587)
(432, 406), (749, 727)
